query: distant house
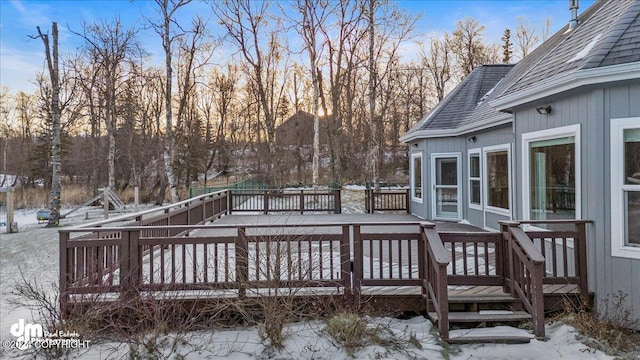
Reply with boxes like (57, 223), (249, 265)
(401, 0), (640, 320)
(275, 110), (332, 148)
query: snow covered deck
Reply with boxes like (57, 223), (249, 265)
(58, 191), (591, 341)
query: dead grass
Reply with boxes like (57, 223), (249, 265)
(556, 292), (640, 357)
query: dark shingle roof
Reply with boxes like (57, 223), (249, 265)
(402, 0), (640, 141)
(499, 0), (640, 98)
(405, 64), (513, 133)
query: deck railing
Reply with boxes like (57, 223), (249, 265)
(501, 222), (545, 338)
(352, 223), (423, 290)
(364, 188), (410, 213)
(423, 223), (450, 340)
(229, 189), (341, 214)
(59, 202), (591, 341)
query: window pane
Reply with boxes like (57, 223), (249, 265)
(436, 188), (458, 217)
(624, 129), (640, 185)
(413, 156), (422, 199)
(530, 140), (575, 220)
(487, 151), (509, 209)
(470, 154), (480, 178)
(437, 159), (457, 185)
(470, 179), (481, 204)
(626, 191), (640, 245)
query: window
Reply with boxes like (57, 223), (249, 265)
(611, 118), (640, 259)
(411, 152), (423, 203)
(483, 144), (511, 215)
(522, 125), (580, 223)
(469, 150), (481, 209)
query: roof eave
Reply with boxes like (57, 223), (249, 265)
(491, 62), (640, 111)
(399, 114), (512, 143)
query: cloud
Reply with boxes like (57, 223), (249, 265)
(10, 0), (26, 14)
(0, 45), (44, 93)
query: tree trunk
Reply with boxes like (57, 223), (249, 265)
(37, 22), (61, 227)
(368, 0), (379, 188)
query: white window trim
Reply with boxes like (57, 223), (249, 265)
(410, 151), (423, 204)
(483, 144), (512, 217)
(431, 152), (462, 221)
(610, 117), (640, 259)
(522, 124), (582, 226)
(468, 148), (482, 211)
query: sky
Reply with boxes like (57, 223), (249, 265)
(0, 0), (597, 94)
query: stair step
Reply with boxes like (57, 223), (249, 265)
(429, 310), (532, 323)
(445, 335), (533, 344)
(448, 295), (520, 304)
(446, 326), (535, 344)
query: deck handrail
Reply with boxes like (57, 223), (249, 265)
(501, 222), (545, 338)
(364, 188), (410, 213)
(229, 189), (341, 214)
(70, 190), (230, 229)
(505, 220), (590, 297)
(422, 222), (450, 340)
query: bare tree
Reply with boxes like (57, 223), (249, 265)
(450, 17), (494, 77)
(292, 0), (331, 186)
(34, 22), (62, 226)
(148, 0), (194, 203)
(72, 18), (140, 191)
(515, 17), (539, 60)
(541, 16), (552, 42)
(421, 34), (452, 102)
(213, 0), (288, 181)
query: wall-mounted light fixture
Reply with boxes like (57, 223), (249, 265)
(467, 136), (477, 143)
(536, 105), (552, 114)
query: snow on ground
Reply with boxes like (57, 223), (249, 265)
(0, 194), (624, 359)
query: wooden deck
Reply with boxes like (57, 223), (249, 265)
(58, 190), (592, 342)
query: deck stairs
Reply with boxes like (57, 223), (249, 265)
(428, 289), (536, 344)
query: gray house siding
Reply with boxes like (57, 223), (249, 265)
(601, 83), (640, 319)
(466, 124), (515, 230)
(513, 82), (640, 318)
(409, 124), (514, 229)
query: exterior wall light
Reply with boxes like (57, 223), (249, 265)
(536, 105), (552, 114)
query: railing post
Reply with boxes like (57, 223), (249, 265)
(120, 230), (141, 300)
(575, 222), (589, 297)
(340, 225), (351, 292)
(405, 188), (410, 213)
(263, 191), (269, 215)
(365, 189), (370, 213)
(500, 221), (520, 295)
(334, 189), (341, 214)
(227, 190), (232, 215)
(532, 260), (545, 338)
(300, 189), (305, 214)
(352, 225), (362, 295)
(236, 227), (248, 298)
(59, 231), (69, 318)
(130, 230), (141, 291)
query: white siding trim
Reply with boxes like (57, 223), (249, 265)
(521, 124), (582, 222)
(410, 151), (424, 204)
(468, 148), (482, 211)
(610, 117), (640, 260)
(431, 152), (462, 221)
(483, 144), (512, 218)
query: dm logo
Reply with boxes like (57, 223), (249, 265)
(10, 319), (44, 350)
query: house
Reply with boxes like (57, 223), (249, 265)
(401, 0), (640, 321)
(275, 110), (334, 148)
